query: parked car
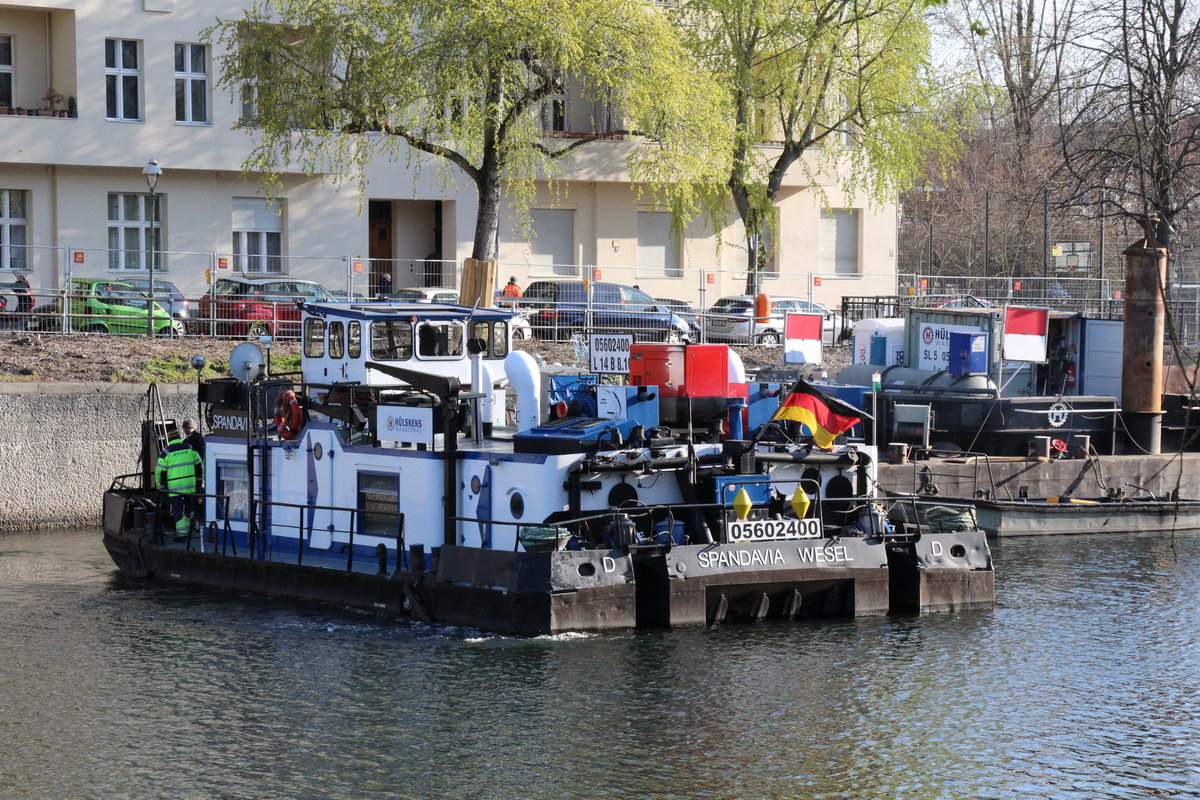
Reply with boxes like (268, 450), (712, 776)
(122, 278), (190, 323)
(387, 286), (461, 304)
(27, 277), (183, 336)
(196, 277), (335, 338)
(655, 298), (702, 335)
(521, 280), (693, 342)
(927, 295), (995, 309)
(704, 295), (844, 345)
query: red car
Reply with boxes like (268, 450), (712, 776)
(195, 277), (335, 338)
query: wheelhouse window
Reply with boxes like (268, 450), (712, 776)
(347, 321), (361, 358)
(216, 461), (249, 521)
(232, 198), (283, 273)
(328, 320), (345, 359)
(370, 320), (412, 360)
(0, 189), (27, 271)
(175, 43), (209, 124)
(358, 472), (399, 537)
(416, 321), (464, 358)
(107, 193), (162, 271)
(470, 320), (509, 358)
(105, 38), (141, 121)
(303, 317), (325, 358)
(0, 36), (12, 109)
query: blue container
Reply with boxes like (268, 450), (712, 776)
(948, 332), (988, 375)
(653, 520), (687, 545)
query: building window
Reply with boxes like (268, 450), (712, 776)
(530, 209), (576, 276)
(542, 92), (567, 133)
(758, 221), (779, 278)
(0, 36), (13, 109)
(232, 198), (283, 273)
(107, 193), (162, 271)
(820, 209), (859, 276)
(175, 43), (209, 124)
(637, 210), (681, 278)
(0, 189), (27, 271)
(105, 38), (141, 121)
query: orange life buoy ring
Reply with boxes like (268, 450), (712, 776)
(273, 390), (304, 440)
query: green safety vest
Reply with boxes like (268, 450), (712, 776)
(157, 437), (203, 495)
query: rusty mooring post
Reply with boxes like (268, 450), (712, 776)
(1121, 218), (1167, 454)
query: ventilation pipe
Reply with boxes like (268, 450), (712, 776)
(504, 350), (542, 433)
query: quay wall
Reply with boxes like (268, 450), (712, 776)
(1, 382), (1198, 529)
(877, 453), (1200, 501)
(0, 383), (196, 530)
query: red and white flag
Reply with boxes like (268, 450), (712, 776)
(1003, 306), (1049, 362)
(784, 313), (823, 364)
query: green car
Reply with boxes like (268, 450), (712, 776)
(29, 278), (184, 336)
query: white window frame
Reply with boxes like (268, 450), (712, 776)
(105, 38), (142, 122)
(0, 35), (13, 109)
(0, 189), (27, 271)
(174, 43), (209, 124)
(232, 198), (284, 274)
(820, 209), (860, 276)
(107, 193), (162, 271)
(636, 209), (682, 279)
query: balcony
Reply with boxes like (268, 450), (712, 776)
(0, 7), (77, 119)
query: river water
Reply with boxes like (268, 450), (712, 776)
(1, 528), (1198, 800)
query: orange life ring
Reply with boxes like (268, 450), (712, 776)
(273, 390), (304, 440)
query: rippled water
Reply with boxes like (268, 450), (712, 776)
(1, 529), (1198, 799)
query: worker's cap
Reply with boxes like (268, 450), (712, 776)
(509, 276), (517, 283)
(182, 419), (195, 431)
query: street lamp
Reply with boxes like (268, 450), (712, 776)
(142, 159), (163, 336)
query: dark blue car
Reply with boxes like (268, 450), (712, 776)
(523, 280), (692, 342)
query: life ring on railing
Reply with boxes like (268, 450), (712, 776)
(273, 389), (304, 440)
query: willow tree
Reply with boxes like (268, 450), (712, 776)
(209, 0), (729, 262)
(671, 0), (969, 292)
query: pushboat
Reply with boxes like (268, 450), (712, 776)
(102, 301), (994, 635)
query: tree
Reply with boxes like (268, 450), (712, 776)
(209, 0), (729, 263)
(1058, 0), (1200, 255)
(672, 0), (969, 293)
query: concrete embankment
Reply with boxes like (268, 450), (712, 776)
(0, 383), (195, 530)
(2, 381), (1198, 529)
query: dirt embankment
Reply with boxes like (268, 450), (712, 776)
(0, 333), (850, 383)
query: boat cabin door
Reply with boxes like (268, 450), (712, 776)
(304, 429), (338, 550)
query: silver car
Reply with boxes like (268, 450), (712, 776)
(705, 295), (844, 345)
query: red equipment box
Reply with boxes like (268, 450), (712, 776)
(629, 343), (731, 397)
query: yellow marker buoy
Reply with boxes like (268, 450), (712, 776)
(733, 488), (753, 520)
(790, 486), (811, 519)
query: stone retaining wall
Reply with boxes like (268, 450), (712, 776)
(0, 383), (196, 530)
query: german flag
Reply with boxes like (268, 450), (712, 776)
(772, 378), (867, 449)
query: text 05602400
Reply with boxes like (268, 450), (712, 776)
(727, 517), (821, 543)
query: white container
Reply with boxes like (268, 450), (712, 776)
(851, 318), (906, 366)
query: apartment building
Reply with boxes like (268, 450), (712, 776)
(0, 1), (897, 309)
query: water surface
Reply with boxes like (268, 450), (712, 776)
(1, 529), (1197, 799)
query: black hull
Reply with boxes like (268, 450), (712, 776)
(103, 490), (994, 634)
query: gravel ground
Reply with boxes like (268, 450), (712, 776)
(0, 331), (851, 383)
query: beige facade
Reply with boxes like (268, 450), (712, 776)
(0, 1), (897, 309)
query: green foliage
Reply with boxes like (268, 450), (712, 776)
(669, 0), (978, 272)
(207, 0), (730, 260)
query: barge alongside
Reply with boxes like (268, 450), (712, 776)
(102, 301), (993, 634)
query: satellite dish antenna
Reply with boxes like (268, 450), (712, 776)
(229, 341), (266, 384)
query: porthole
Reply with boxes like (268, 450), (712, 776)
(510, 492), (525, 519)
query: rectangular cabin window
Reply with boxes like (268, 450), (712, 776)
(216, 461), (249, 521)
(371, 320), (412, 360)
(347, 321), (361, 358)
(358, 472), (399, 537)
(303, 318), (325, 358)
(328, 321), (345, 359)
(470, 320), (508, 358)
(416, 321), (464, 359)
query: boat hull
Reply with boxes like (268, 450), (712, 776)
(974, 499), (1200, 537)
